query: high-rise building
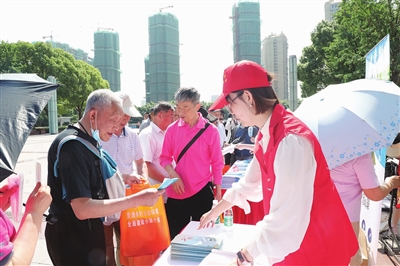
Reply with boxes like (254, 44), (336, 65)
(231, 1), (261, 64)
(261, 32), (289, 100)
(146, 11), (180, 103)
(93, 29), (121, 92)
(324, 0), (341, 21)
(144, 56), (150, 103)
(289, 55), (298, 111)
(45, 40), (93, 64)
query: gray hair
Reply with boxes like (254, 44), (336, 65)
(175, 87), (200, 104)
(84, 89), (123, 114)
(153, 101), (174, 116)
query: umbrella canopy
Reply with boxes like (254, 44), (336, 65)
(0, 73), (59, 181)
(294, 78), (400, 170)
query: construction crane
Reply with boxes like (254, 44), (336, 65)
(159, 5), (173, 12)
(43, 33), (53, 41)
(97, 27), (114, 31)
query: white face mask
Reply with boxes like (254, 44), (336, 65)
(90, 112), (101, 142)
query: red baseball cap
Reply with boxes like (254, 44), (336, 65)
(209, 60), (271, 111)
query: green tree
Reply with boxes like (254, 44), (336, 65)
(298, 0), (400, 96)
(328, 0), (400, 85)
(297, 20), (338, 97)
(0, 41), (110, 118)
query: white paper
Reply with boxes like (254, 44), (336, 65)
(199, 250), (236, 265)
(222, 145), (235, 156)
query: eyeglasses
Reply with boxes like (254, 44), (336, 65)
(226, 91), (244, 109)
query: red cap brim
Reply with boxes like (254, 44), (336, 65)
(209, 93), (228, 111)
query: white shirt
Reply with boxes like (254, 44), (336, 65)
(223, 118), (317, 264)
(217, 121), (227, 148)
(138, 122), (169, 184)
(100, 127), (143, 175)
(224, 118), (236, 142)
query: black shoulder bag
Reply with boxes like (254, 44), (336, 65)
(176, 123), (210, 164)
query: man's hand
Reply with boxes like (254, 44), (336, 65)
(123, 173), (146, 186)
(133, 188), (165, 207)
(172, 177), (185, 195)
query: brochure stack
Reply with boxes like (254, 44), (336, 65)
(170, 234), (223, 262)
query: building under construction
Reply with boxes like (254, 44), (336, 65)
(146, 9), (180, 103)
(93, 29), (121, 92)
(231, 0), (261, 64)
(45, 40), (92, 64)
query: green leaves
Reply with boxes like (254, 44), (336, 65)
(0, 41), (110, 118)
(298, 0), (400, 96)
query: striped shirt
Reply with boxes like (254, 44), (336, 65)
(100, 127), (143, 175)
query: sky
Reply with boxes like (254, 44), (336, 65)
(0, 0), (327, 106)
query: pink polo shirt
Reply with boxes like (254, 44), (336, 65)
(330, 153), (380, 222)
(160, 113), (223, 199)
(0, 209), (16, 264)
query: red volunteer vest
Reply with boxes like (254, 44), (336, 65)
(254, 104), (358, 265)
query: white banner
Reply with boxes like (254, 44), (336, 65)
(360, 150), (386, 264)
(365, 34), (390, 81)
(362, 34), (390, 265)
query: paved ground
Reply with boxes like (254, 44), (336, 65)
(4, 134), (56, 265)
(4, 133), (398, 265)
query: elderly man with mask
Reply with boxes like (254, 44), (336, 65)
(45, 89), (164, 266)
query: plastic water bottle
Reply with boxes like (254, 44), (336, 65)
(224, 208), (234, 228)
(212, 200), (221, 225)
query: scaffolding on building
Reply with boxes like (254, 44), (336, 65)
(146, 12), (180, 103)
(93, 30), (121, 92)
(231, 1), (261, 64)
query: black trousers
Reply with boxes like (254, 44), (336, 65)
(166, 182), (214, 240)
(45, 213), (106, 266)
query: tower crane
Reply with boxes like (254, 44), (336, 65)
(43, 33), (53, 41)
(97, 27), (114, 31)
(159, 5), (173, 12)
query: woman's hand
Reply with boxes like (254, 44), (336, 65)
(0, 184), (18, 211)
(198, 209), (219, 229)
(388, 175), (400, 189)
(24, 182), (52, 217)
(233, 248), (254, 266)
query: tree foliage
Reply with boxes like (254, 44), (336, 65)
(298, 20), (338, 97)
(0, 41), (109, 118)
(298, 0), (400, 96)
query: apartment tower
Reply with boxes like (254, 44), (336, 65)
(93, 29), (121, 92)
(288, 55), (298, 111)
(231, 1), (261, 64)
(261, 32), (289, 100)
(324, 0), (342, 21)
(146, 11), (180, 103)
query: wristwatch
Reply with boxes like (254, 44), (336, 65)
(236, 250), (246, 264)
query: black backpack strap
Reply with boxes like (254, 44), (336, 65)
(54, 135), (100, 177)
(176, 123), (210, 164)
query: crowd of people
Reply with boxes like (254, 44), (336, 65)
(0, 59), (399, 266)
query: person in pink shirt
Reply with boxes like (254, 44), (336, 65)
(0, 181), (52, 265)
(330, 152), (400, 265)
(160, 87), (224, 239)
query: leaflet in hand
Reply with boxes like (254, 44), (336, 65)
(7, 174), (24, 222)
(221, 144), (235, 156)
(157, 177), (179, 190)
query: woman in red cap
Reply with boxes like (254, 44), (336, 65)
(198, 60), (358, 265)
